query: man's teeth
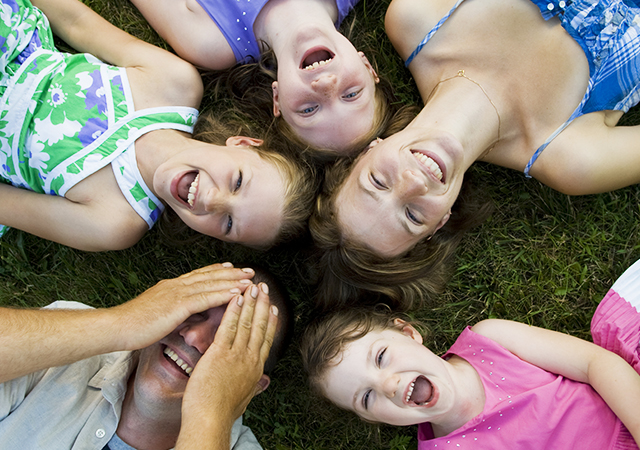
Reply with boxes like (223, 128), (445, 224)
(163, 347), (194, 376)
(304, 59), (331, 70)
(406, 380), (415, 403)
(412, 151), (443, 181)
(187, 173), (199, 207)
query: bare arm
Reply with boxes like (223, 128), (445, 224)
(0, 264), (255, 384)
(176, 282), (277, 450)
(30, 0), (202, 108)
(0, 180), (147, 251)
(472, 319), (640, 445)
(129, 0), (236, 71)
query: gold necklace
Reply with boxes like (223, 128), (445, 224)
(426, 70), (501, 156)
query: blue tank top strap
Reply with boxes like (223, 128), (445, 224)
(404, 0), (466, 67)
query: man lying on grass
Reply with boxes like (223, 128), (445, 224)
(0, 263), (291, 450)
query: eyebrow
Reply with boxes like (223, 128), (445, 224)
(357, 176), (419, 237)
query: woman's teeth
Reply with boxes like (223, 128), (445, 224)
(163, 347), (194, 376)
(187, 173), (199, 207)
(304, 59), (331, 70)
(412, 151), (443, 181)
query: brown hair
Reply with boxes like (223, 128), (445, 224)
(159, 109), (320, 248)
(309, 160), (493, 311)
(301, 306), (418, 395)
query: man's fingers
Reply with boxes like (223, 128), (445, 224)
(179, 264), (255, 285)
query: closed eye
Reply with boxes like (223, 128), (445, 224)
(406, 208), (423, 225)
(370, 173), (387, 190)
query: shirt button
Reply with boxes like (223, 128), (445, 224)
(547, 2), (554, 9)
(559, 1), (566, 6)
(96, 429), (106, 439)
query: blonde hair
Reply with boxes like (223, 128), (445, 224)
(161, 109), (319, 248)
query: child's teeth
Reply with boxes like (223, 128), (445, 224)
(304, 59), (330, 70)
(406, 380), (415, 402)
(187, 173), (199, 206)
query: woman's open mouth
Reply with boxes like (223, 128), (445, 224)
(411, 151), (446, 183)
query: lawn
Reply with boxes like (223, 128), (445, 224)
(2, 0), (640, 449)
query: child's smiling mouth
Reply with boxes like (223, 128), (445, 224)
(405, 375), (435, 406)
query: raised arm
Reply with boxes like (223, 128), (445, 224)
(30, 0), (202, 108)
(129, 0), (236, 70)
(176, 282), (277, 450)
(472, 319), (640, 445)
(0, 263), (255, 384)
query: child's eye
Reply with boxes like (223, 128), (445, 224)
(234, 171), (243, 192)
(363, 389), (372, 410)
(343, 89), (362, 100)
(406, 208), (422, 225)
(225, 216), (233, 235)
(376, 348), (387, 367)
(299, 105), (318, 115)
(371, 173), (387, 190)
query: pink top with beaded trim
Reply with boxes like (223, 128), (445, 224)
(418, 287), (639, 450)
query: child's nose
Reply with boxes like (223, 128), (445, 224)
(382, 374), (399, 399)
(312, 74), (338, 96)
(203, 188), (226, 213)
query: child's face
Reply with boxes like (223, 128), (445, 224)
(272, 31), (379, 153)
(320, 323), (459, 427)
(153, 137), (285, 247)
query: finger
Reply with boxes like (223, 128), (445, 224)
(211, 294), (244, 348)
(259, 304), (278, 366)
(180, 265), (255, 285)
(246, 283), (272, 353)
(233, 283), (260, 349)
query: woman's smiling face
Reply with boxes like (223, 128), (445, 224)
(153, 137), (286, 247)
(335, 130), (465, 257)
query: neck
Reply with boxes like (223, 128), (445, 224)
(415, 72), (501, 166)
(117, 374), (182, 450)
(432, 355), (485, 437)
(254, 0), (338, 50)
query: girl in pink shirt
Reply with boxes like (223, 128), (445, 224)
(302, 260), (640, 449)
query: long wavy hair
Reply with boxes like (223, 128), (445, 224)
(309, 160), (493, 311)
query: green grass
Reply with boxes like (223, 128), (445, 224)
(2, 0), (640, 448)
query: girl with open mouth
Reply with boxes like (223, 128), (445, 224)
(0, 0), (316, 251)
(302, 257), (640, 449)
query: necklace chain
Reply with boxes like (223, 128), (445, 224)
(426, 70), (501, 156)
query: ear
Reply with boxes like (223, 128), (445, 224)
(225, 136), (264, 148)
(271, 81), (281, 117)
(433, 209), (452, 233)
(392, 318), (423, 344)
(254, 374), (271, 396)
(364, 137), (383, 153)
(358, 51), (380, 84)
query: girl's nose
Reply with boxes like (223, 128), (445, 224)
(382, 374), (399, 399)
(312, 74), (338, 96)
(203, 188), (226, 213)
(399, 169), (427, 199)
(179, 320), (219, 354)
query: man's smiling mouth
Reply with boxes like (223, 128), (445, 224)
(163, 347), (194, 376)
